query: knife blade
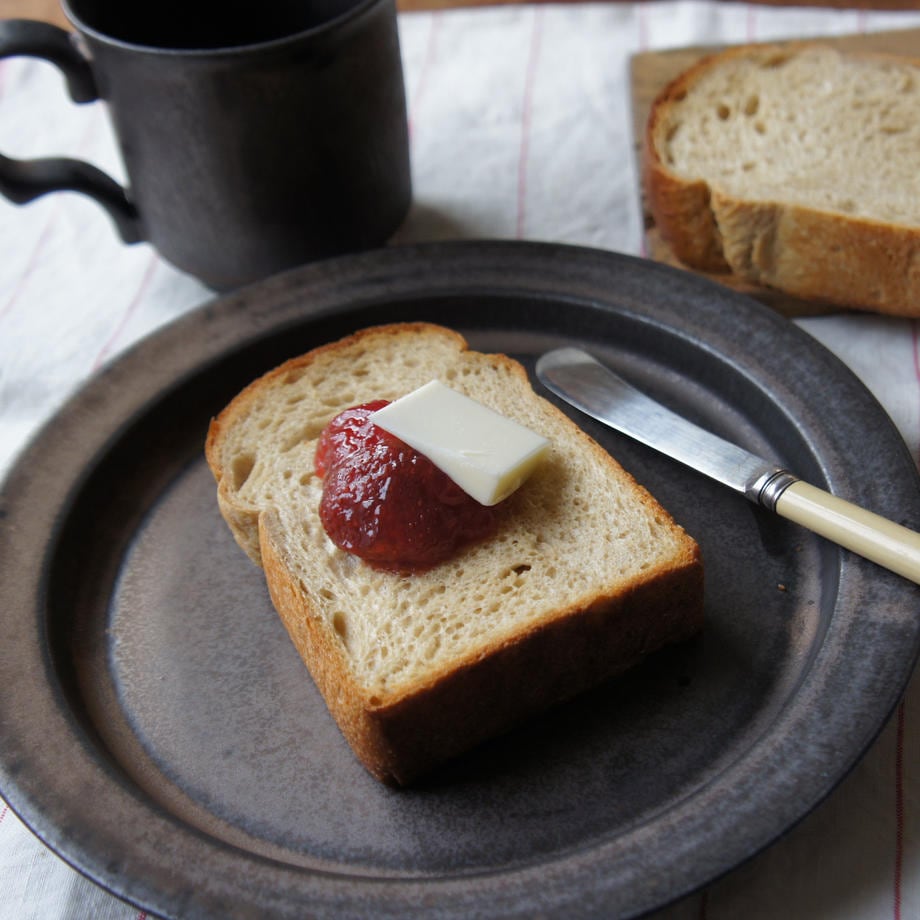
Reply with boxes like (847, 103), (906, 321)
(536, 347), (920, 585)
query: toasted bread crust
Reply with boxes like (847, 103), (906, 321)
(368, 560), (702, 785)
(262, 503), (702, 786)
(643, 43), (920, 316)
(205, 323), (472, 565)
(207, 323), (704, 784)
(643, 56), (731, 274)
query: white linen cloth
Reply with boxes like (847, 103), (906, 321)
(1, 2), (919, 917)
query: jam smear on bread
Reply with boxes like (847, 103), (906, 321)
(315, 401), (498, 572)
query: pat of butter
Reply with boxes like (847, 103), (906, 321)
(371, 380), (550, 506)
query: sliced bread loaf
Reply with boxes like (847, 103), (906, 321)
(644, 43), (920, 316)
(206, 323), (703, 785)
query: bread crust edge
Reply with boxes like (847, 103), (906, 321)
(261, 516), (703, 786)
(642, 42), (920, 316)
(208, 321), (706, 785)
(204, 323), (473, 566)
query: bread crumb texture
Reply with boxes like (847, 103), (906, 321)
(658, 46), (920, 226)
(208, 324), (697, 702)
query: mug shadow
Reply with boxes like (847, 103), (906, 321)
(390, 201), (477, 244)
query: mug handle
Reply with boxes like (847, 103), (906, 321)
(0, 20), (143, 243)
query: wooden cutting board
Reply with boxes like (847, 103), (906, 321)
(629, 28), (920, 317)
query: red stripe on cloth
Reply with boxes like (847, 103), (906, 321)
(902, 317), (920, 920)
(913, 320), (920, 463)
(893, 700), (906, 920)
(0, 211), (60, 324)
(516, 6), (544, 240)
(636, 5), (650, 257)
(637, 3), (650, 54)
(0, 107), (105, 325)
(91, 252), (159, 372)
(745, 4), (758, 43)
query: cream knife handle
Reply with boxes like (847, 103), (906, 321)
(775, 481), (920, 584)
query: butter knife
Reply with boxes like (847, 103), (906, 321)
(536, 347), (920, 585)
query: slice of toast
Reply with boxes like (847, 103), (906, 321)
(206, 323), (703, 785)
(643, 43), (920, 316)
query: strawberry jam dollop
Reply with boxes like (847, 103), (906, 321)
(314, 401), (499, 572)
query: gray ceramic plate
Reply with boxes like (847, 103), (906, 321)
(1, 241), (919, 919)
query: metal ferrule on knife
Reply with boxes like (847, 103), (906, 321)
(748, 468), (799, 512)
(536, 347), (920, 585)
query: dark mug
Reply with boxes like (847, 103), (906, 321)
(0, 0), (411, 289)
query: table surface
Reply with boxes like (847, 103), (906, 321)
(6, 0), (920, 22)
(1, 1), (919, 919)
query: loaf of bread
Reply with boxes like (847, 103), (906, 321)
(643, 43), (920, 316)
(206, 323), (703, 785)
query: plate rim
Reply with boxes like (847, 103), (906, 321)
(1, 239), (918, 919)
